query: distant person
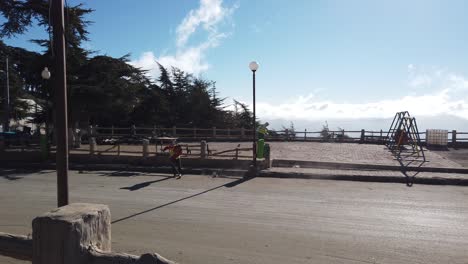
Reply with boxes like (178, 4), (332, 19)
(394, 128), (408, 147)
(163, 140), (183, 179)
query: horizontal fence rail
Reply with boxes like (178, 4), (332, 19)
(2, 126), (468, 154)
(81, 127), (468, 149)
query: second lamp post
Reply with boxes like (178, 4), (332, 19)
(249, 61), (259, 171)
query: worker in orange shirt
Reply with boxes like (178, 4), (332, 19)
(163, 140), (183, 179)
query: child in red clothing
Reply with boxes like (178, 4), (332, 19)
(163, 140), (183, 178)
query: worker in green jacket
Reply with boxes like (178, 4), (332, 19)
(256, 122), (269, 159)
(258, 122), (269, 140)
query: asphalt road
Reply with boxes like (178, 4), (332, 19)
(1, 169), (467, 264)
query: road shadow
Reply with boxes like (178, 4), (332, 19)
(120, 177), (173, 191)
(100, 171), (142, 177)
(112, 176), (256, 224)
(0, 168), (50, 181)
(224, 175), (255, 188)
(78, 170), (167, 178)
(401, 170), (420, 187)
(396, 156), (425, 187)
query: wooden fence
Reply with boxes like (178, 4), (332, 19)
(3, 126), (468, 151)
(83, 126), (468, 145)
(70, 139), (254, 160)
(89, 126), (254, 140)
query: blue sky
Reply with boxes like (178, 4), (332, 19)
(3, 0), (468, 129)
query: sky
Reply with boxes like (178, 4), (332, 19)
(3, 0), (468, 130)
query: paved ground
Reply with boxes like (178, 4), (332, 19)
(1, 169), (468, 264)
(435, 148), (468, 168)
(268, 167), (465, 179)
(267, 167), (468, 184)
(267, 142), (463, 168)
(8, 141), (465, 169)
(71, 142), (465, 169)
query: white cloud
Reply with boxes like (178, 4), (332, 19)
(131, 0), (236, 78)
(176, 0), (234, 48)
(408, 64), (433, 88)
(233, 65), (468, 122)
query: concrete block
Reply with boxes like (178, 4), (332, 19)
(32, 203), (111, 264)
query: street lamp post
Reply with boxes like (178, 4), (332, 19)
(3, 56), (10, 132)
(41, 67), (51, 80)
(51, 0), (69, 207)
(41, 67), (51, 157)
(249, 61), (259, 172)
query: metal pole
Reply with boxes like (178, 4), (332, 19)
(3, 57), (9, 132)
(252, 70), (257, 170)
(52, 0), (69, 207)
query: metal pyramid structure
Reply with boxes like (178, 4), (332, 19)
(385, 111), (426, 162)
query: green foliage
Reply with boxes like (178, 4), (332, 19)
(320, 122), (350, 141)
(0, 41), (42, 121)
(0, 0), (93, 48)
(282, 122), (296, 138)
(229, 100), (254, 129)
(335, 127), (351, 141)
(320, 121), (331, 140)
(0, 1), (259, 130)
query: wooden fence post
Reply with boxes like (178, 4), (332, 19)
(89, 137), (96, 155)
(142, 139), (149, 158)
(360, 129), (365, 143)
(200, 140), (207, 159)
(264, 143), (271, 168)
(285, 129), (289, 141)
(452, 130), (457, 147)
(241, 127), (245, 139)
(0, 134), (5, 152)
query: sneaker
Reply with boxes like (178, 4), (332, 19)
(177, 174), (182, 179)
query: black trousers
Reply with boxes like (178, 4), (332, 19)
(169, 157), (182, 176)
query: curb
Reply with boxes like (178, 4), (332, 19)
(272, 159), (468, 174)
(2, 162), (467, 186)
(259, 170), (468, 186)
